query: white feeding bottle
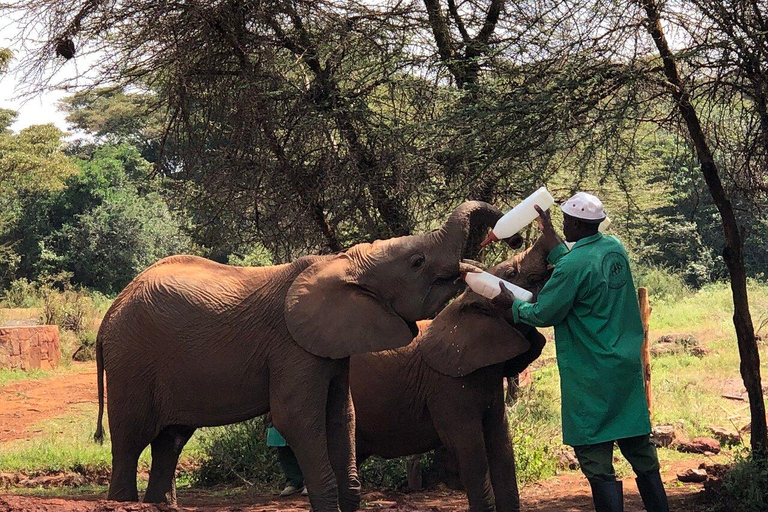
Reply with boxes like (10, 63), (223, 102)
(481, 187), (555, 247)
(463, 271), (534, 303)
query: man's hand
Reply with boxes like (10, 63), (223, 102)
(534, 204), (564, 253)
(490, 282), (516, 312)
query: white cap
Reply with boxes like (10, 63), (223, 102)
(560, 192), (606, 222)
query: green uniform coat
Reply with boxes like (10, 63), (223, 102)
(512, 233), (651, 446)
(266, 426), (288, 447)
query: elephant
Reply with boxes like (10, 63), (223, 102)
(350, 239), (551, 512)
(93, 200), (516, 512)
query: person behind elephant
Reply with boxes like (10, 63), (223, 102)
(491, 192), (669, 512)
(350, 238), (551, 512)
(265, 413), (307, 496)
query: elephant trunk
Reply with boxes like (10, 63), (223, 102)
(437, 201), (505, 260)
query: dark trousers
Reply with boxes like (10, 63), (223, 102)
(573, 434), (660, 483)
(277, 445), (305, 488)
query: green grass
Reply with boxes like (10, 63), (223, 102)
(0, 368), (52, 388)
(0, 365), (85, 389)
(0, 402), (203, 482)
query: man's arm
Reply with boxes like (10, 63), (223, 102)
(511, 259), (580, 327)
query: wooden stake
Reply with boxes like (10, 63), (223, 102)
(638, 287), (653, 419)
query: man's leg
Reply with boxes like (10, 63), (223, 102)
(573, 441), (623, 512)
(616, 435), (669, 512)
(277, 446), (306, 494)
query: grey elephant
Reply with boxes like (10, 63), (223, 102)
(93, 201), (515, 512)
(350, 240), (550, 512)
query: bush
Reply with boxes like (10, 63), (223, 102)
(192, 416), (282, 488)
(72, 330), (98, 361)
(633, 264), (692, 302)
(65, 191), (191, 293)
(708, 454), (768, 512)
(359, 453), (436, 490)
(507, 367), (562, 485)
(39, 285), (92, 333)
(3, 278), (38, 307)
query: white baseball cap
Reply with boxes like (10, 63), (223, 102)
(560, 192), (607, 222)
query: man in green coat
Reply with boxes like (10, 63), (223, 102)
(492, 192), (669, 512)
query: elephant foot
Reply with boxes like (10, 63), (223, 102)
(143, 484), (176, 505)
(339, 495), (361, 512)
(107, 488), (139, 502)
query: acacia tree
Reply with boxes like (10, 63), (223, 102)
(635, 0), (766, 454)
(9, 0), (625, 261)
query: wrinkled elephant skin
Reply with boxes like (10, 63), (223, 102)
(351, 241), (550, 512)
(94, 201), (507, 512)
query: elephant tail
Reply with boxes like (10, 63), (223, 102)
(94, 333), (105, 445)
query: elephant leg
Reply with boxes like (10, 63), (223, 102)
(326, 370), (361, 512)
(439, 424), (495, 512)
(144, 425), (195, 504)
(271, 373), (340, 512)
(484, 404), (520, 512)
(108, 425), (152, 502)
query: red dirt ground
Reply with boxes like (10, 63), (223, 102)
(0, 363), (98, 443)
(0, 364), (707, 511)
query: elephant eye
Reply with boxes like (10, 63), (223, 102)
(410, 254), (425, 269)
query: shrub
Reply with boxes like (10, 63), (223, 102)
(507, 368), (562, 485)
(633, 264), (691, 302)
(192, 417), (281, 488)
(3, 278), (38, 307)
(72, 330), (98, 361)
(39, 286), (92, 333)
(359, 453), (436, 490)
(708, 453), (768, 512)
(65, 191), (192, 293)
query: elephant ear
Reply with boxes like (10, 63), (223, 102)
(285, 256), (415, 359)
(418, 292), (531, 377)
(503, 327), (547, 377)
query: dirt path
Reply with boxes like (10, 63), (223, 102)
(0, 364), (707, 511)
(0, 474), (704, 512)
(0, 362), (98, 443)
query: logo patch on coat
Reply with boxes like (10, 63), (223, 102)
(601, 252), (628, 289)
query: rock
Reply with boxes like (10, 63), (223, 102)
(651, 425), (677, 448)
(677, 468), (708, 483)
(678, 437), (721, 455)
(699, 462), (730, 478)
(0, 325), (61, 370)
(650, 343), (681, 356)
(708, 426), (740, 446)
(691, 346), (710, 357)
(16, 473), (87, 488)
(558, 449), (580, 470)
(653, 334), (702, 357)
(0, 472), (22, 487)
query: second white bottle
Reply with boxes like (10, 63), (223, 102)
(463, 271), (534, 303)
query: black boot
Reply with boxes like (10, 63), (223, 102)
(635, 470), (670, 512)
(589, 480), (624, 512)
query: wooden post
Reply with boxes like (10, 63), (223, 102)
(638, 287), (653, 419)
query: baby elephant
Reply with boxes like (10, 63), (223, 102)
(350, 242), (550, 512)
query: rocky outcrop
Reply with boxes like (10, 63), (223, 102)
(0, 325), (61, 370)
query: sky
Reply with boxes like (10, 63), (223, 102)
(0, 16), (94, 134)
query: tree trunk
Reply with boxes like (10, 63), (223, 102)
(639, 0), (767, 455)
